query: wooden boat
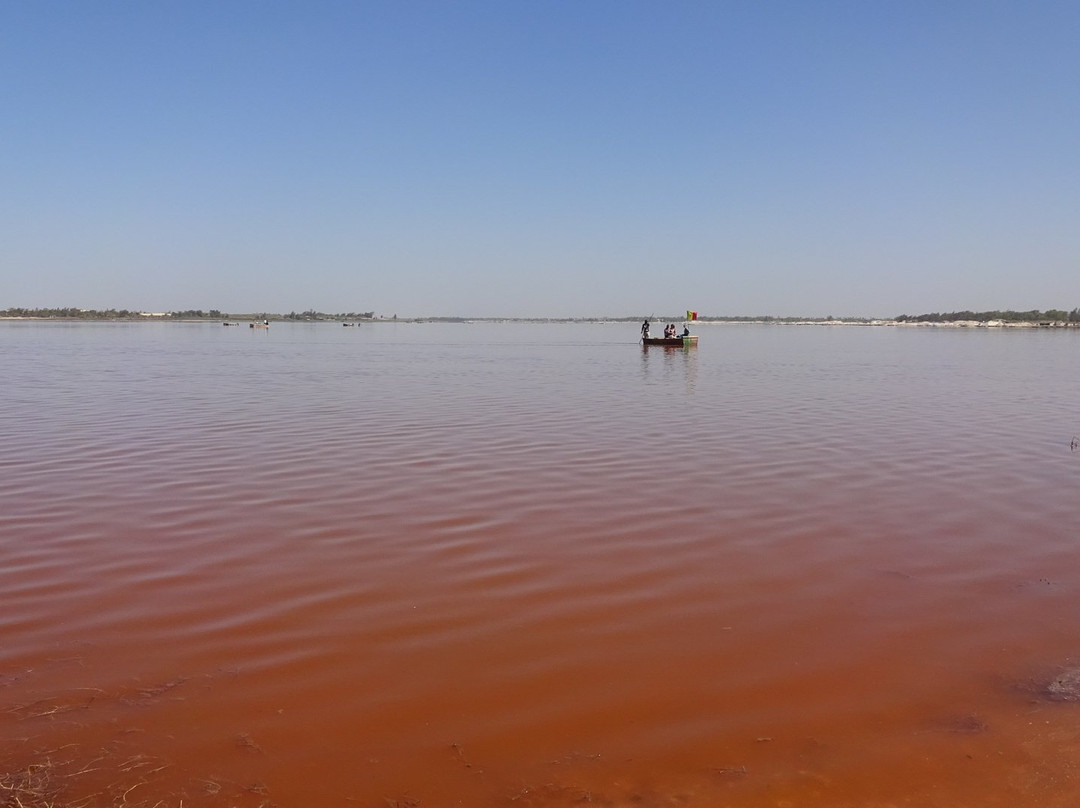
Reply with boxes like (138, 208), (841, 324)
(643, 335), (698, 346)
(249, 321), (270, 328)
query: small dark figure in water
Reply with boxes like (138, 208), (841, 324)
(641, 319), (650, 339)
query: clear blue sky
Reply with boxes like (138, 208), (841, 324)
(2, 1), (1077, 318)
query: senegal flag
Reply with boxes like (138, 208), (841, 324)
(686, 310), (698, 321)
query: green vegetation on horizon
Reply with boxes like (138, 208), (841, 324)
(3, 307), (1079, 323)
(895, 308), (1080, 323)
(0, 307), (377, 321)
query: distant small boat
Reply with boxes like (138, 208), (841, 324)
(222, 322), (239, 326)
(643, 335), (698, 346)
(250, 321), (270, 329)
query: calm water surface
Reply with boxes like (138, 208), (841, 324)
(3, 321), (1080, 807)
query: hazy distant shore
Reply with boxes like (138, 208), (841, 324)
(2, 315), (1079, 328)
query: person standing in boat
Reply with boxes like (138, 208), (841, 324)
(641, 318), (651, 339)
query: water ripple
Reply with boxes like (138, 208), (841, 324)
(4, 322), (1080, 806)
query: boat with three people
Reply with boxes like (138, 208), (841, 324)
(640, 314), (698, 347)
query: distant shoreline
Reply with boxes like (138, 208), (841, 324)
(2, 316), (1078, 328)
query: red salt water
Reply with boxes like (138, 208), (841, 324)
(3, 320), (1080, 806)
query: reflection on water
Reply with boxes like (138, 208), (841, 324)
(640, 340), (699, 393)
(2, 321), (1080, 806)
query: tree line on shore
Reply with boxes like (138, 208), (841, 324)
(894, 309), (1080, 323)
(0, 307), (377, 321)
(3, 307), (1079, 323)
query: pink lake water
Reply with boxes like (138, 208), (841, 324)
(3, 320), (1080, 807)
